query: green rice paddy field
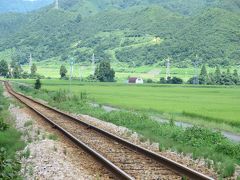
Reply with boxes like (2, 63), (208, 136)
(14, 79), (240, 129)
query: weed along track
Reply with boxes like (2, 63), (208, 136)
(4, 81), (214, 180)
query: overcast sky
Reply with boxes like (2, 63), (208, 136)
(0, 0), (54, 13)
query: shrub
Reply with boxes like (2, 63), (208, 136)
(171, 77), (183, 84)
(0, 118), (9, 131)
(34, 79), (41, 90)
(215, 142), (240, 160)
(19, 85), (32, 92)
(0, 105), (3, 111)
(175, 126), (225, 147)
(0, 148), (21, 179)
(146, 79), (153, 83)
(159, 77), (183, 84)
(159, 77), (166, 84)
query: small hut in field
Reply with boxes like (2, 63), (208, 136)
(128, 77), (144, 84)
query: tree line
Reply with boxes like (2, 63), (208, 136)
(0, 59), (115, 82)
(188, 65), (239, 85)
(147, 65), (239, 85)
(0, 60), (38, 79)
(1, 59), (239, 85)
(60, 61), (115, 82)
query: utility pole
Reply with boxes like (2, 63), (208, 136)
(8, 64), (13, 78)
(79, 64), (84, 81)
(69, 58), (74, 92)
(29, 53), (32, 74)
(70, 61), (74, 81)
(120, 38), (124, 46)
(55, 0), (59, 10)
(131, 61), (136, 74)
(92, 53), (95, 66)
(79, 64), (81, 81)
(165, 57), (171, 80)
(91, 53), (96, 74)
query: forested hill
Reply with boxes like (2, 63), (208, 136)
(0, 0), (239, 67)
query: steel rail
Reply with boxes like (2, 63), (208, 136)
(4, 81), (133, 180)
(4, 81), (215, 180)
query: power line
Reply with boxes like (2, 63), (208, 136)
(70, 59), (74, 81)
(91, 53), (97, 74)
(165, 57), (171, 80)
(29, 53), (32, 74)
(92, 53), (95, 66)
(79, 64), (82, 81)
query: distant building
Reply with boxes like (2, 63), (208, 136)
(128, 77), (144, 84)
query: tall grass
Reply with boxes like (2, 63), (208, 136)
(0, 84), (25, 179)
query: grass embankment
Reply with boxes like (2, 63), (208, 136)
(13, 82), (240, 178)
(14, 79), (240, 132)
(0, 84), (25, 179)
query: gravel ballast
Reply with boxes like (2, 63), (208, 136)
(9, 105), (97, 180)
(76, 114), (218, 178)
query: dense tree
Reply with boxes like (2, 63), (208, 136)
(166, 76), (171, 83)
(227, 68), (231, 74)
(159, 77), (166, 84)
(207, 73), (216, 85)
(214, 66), (221, 84)
(75, 14), (82, 23)
(86, 74), (98, 82)
(0, 60), (8, 77)
(12, 65), (22, 79)
(94, 61), (115, 82)
(199, 64), (208, 84)
(31, 63), (37, 76)
(233, 69), (238, 77)
(160, 76), (183, 84)
(10, 60), (16, 68)
(171, 77), (183, 84)
(233, 69), (239, 84)
(189, 66), (240, 85)
(22, 72), (29, 79)
(11, 50), (29, 65)
(220, 72), (235, 85)
(187, 77), (195, 84)
(146, 79), (153, 83)
(34, 78), (41, 89)
(60, 65), (67, 78)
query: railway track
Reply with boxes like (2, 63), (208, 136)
(4, 81), (214, 180)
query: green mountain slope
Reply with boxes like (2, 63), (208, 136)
(0, 0), (239, 67)
(0, 13), (29, 38)
(115, 7), (240, 66)
(170, 8), (240, 66)
(60, 0), (240, 15)
(0, 8), (76, 63)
